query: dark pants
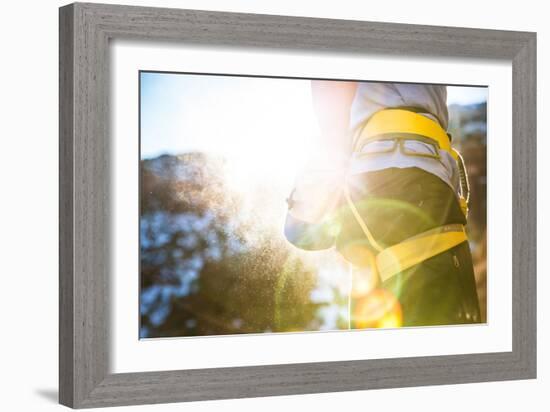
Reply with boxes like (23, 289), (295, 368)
(337, 167), (481, 327)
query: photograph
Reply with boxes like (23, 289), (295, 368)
(139, 72), (488, 339)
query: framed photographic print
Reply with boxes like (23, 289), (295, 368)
(59, 2), (536, 408)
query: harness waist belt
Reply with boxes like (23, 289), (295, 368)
(354, 109), (458, 160)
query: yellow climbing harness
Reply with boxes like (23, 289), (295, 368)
(344, 109), (470, 283)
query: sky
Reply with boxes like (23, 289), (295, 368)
(140, 72), (488, 161)
(447, 86), (488, 106)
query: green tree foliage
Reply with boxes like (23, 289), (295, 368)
(140, 153), (324, 338)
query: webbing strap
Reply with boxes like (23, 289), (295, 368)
(376, 224), (467, 283)
(343, 182), (384, 253)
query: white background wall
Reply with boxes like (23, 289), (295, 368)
(0, 0), (546, 410)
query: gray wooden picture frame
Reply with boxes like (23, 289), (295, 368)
(59, 2), (536, 409)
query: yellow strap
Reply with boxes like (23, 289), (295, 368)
(343, 182), (384, 253)
(357, 109), (458, 160)
(376, 224), (467, 283)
